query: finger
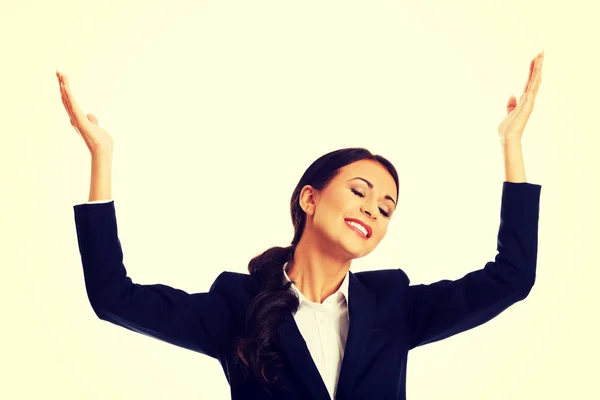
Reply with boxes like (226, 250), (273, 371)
(59, 81), (74, 123)
(531, 54), (543, 95)
(524, 58), (535, 93)
(59, 82), (83, 136)
(87, 114), (99, 125)
(58, 73), (73, 115)
(518, 53), (543, 110)
(57, 72), (76, 125)
(60, 73), (86, 122)
(523, 55), (543, 107)
(60, 82), (77, 128)
(524, 52), (544, 93)
(506, 95), (517, 114)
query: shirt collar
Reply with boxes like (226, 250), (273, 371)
(282, 262), (350, 306)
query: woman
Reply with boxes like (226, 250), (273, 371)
(59, 51), (544, 400)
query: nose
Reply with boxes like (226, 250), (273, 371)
(361, 205), (376, 220)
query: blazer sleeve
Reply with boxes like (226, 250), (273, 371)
(403, 181), (542, 350)
(73, 201), (231, 359)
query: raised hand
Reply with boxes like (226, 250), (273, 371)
(57, 70), (114, 155)
(497, 52), (544, 143)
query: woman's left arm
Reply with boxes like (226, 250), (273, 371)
(405, 52), (544, 350)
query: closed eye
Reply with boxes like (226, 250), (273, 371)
(351, 189), (390, 218)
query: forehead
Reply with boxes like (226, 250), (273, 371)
(334, 159), (398, 197)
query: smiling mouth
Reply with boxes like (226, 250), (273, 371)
(345, 220), (370, 239)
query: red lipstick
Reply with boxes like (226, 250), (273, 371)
(344, 218), (372, 239)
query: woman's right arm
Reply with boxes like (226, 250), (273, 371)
(74, 195), (232, 358)
(59, 71), (231, 358)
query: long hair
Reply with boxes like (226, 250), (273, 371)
(233, 147), (399, 390)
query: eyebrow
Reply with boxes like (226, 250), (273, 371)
(348, 177), (397, 207)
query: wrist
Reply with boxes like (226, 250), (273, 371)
(91, 147), (113, 159)
(501, 139), (526, 183)
(89, 151), (112, 202)
(500, 136), (521, 146)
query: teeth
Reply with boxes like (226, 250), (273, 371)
(347, 221), (368, 237)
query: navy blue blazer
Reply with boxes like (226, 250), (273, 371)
(73, 181), (541, 400)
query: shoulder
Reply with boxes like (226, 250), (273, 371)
(210, 271), (254, 292)
(351, 268), (411, 294)
(208, 271), (259, 324)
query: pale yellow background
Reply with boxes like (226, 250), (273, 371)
(1, 0), (598, 398)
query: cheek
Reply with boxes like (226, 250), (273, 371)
(316, 207), (343, 232)
(313, 203), (347, 237)
(374, 224), (389, 241)
(317, 194), (350, 220)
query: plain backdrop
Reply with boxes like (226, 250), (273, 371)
(1, 0), (598, 398)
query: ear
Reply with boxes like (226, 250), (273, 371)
(299, 185), (317, 216)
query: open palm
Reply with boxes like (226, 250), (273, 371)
(57, 70), (113, 155)
(498, 52), (544, 142)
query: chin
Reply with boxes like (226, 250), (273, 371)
(339, 240), (374, 260)
(321, 226), (376, 260)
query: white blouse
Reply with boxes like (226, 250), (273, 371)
(282, 262), (350, 400)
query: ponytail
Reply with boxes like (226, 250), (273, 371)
(234, 244), (299, 390)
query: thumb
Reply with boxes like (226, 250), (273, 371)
(506, 95), (517, 114)
(87, 114), (99, 125)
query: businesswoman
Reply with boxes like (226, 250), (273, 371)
(59, 51), (544, 400)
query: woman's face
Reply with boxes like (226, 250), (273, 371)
(300, 159), (398, 260)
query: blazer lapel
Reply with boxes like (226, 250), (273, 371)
(335, 272), (376, 400)
(279, 314), (331, 400)
(276, 271), (376, 400)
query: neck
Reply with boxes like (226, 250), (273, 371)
(287, 233), (350, 303)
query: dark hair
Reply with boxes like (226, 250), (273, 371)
(233, 147), (399, 390)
